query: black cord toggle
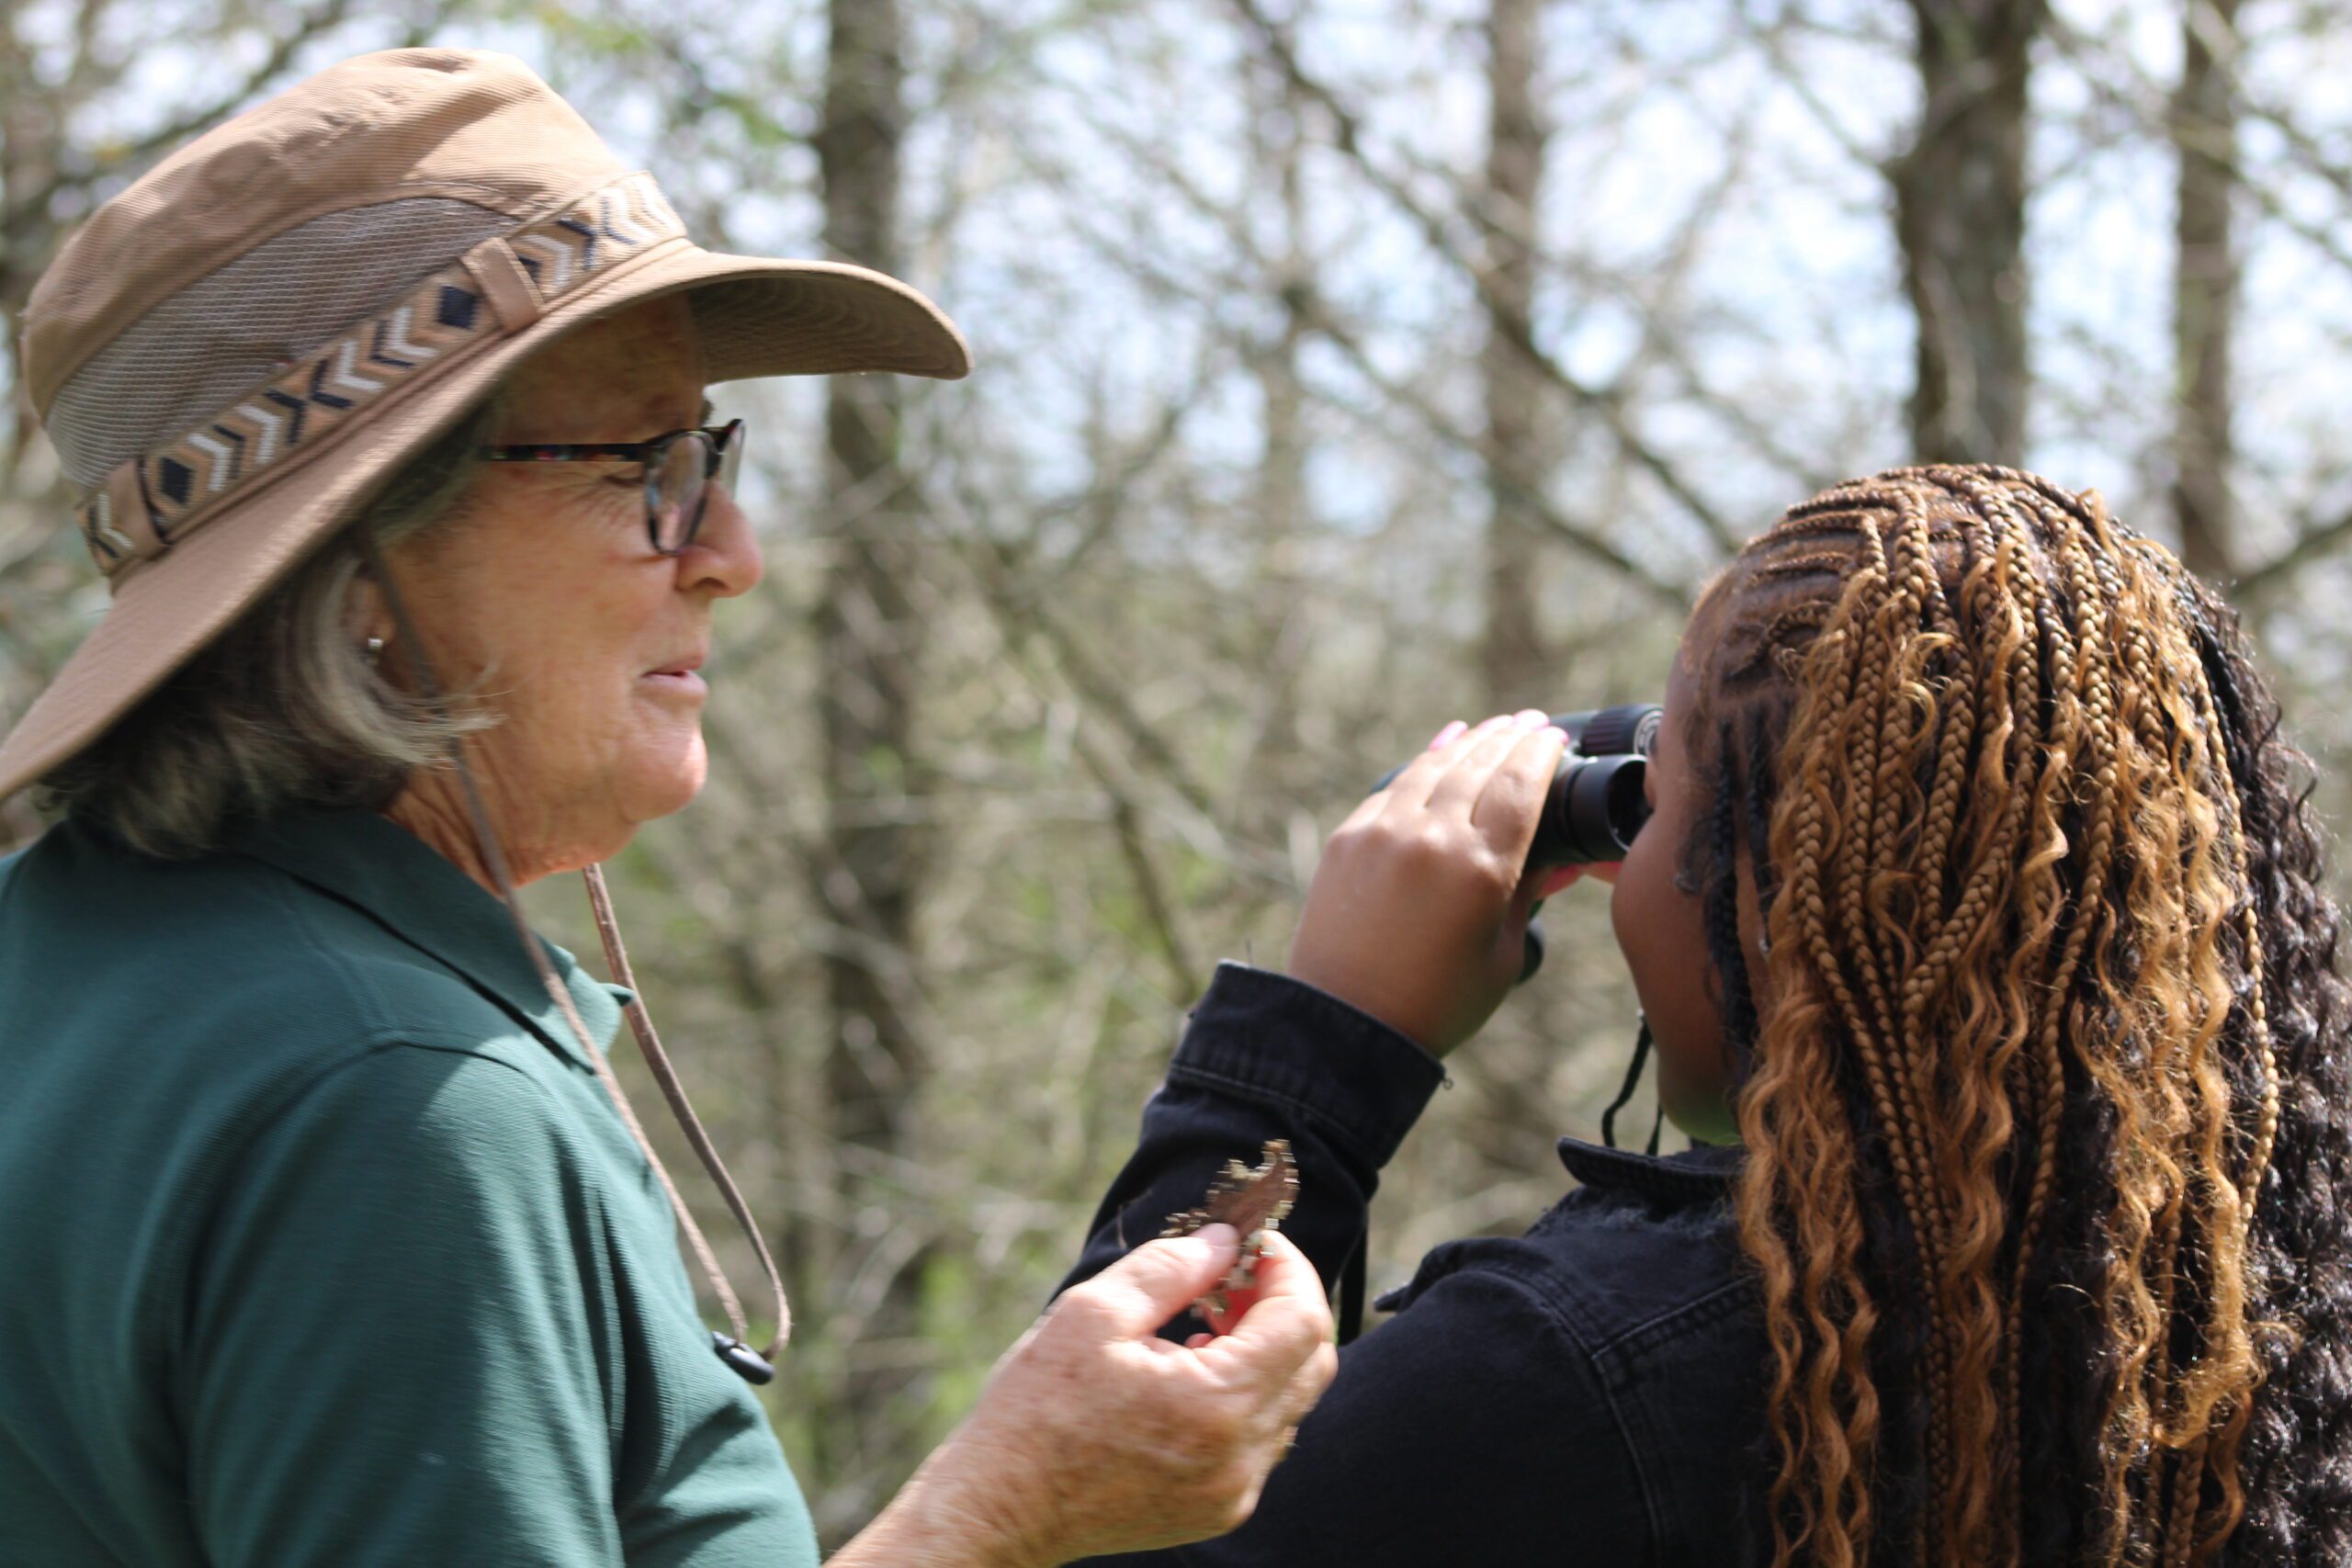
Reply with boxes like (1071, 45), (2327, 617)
(713, 1331), (776, 1385)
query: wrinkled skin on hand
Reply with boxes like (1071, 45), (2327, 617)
(835, 1224), (1337, 1568)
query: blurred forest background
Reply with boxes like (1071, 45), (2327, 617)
(7, 0), (2352, 1544)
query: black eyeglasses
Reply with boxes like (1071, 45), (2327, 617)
(480, 418), (746, 555)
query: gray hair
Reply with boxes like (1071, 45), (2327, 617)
(38, 398), (501, 858)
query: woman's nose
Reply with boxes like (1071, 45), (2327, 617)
(677, 483), (763, 598)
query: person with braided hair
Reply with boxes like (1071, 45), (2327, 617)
(1662, 464), (2352, 1565)
(1065, 463), (2352, 1568)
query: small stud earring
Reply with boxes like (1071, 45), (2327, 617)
(364, 636), (386, 668)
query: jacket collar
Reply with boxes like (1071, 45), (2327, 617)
(1556, 1135), (1743, 1201)
(229, 806), (623, 1069)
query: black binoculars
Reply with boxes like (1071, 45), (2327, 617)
(1523, 704), (1662, 866)
(1374, 702), (1662, 868)
(1373, 702), (1661, 983)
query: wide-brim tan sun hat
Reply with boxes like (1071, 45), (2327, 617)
(0, 46), (968, 803)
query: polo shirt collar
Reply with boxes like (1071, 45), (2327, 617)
(230, 806), (624, 1069)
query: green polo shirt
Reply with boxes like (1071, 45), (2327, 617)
(0, 807), (817, 1567)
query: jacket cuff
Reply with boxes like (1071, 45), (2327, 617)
(1168, 962), (1446, 1170)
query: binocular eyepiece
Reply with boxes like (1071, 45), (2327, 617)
(1527, 705), (1662, 866)
(1375, 702), (1662, 867)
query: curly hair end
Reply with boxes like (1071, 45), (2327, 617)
(1686, 466), (2352, 1567)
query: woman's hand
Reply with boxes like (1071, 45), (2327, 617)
(1287, 710), (1577, 1057)
(836, 1224), (1337, 1568)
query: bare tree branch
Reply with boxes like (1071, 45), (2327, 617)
(1227, 0), (1744, 558)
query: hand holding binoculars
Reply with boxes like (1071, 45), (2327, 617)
(1367, 702), (1660, 983)
(1373, 703), (1661, 867)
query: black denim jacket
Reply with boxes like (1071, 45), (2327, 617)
(1064, 964), (1772, 1568)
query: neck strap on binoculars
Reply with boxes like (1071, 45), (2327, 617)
(1600, 1017), (1664, 1156)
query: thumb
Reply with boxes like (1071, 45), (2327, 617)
(1532, 863), (1584, 900)
(1508, 863), (1556, 930)
(1085, 1224), (1241, 1333)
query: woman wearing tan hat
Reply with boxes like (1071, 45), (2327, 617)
(0, 50), (1333, 1568)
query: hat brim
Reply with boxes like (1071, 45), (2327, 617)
(0, 241), (970, 802)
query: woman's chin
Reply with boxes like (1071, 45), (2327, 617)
(1662, 1085), (1744, 1148)
(621, 742), (709, 826)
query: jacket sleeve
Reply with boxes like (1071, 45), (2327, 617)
(178, 1043), (626, 1568)
(1055, 962), (1446, 1327)
(1075, 1259), (1654, 1567)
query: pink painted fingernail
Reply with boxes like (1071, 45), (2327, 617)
(1513, 708), (1547, 730)
(1541, 725), (1569, 745)
(1430, 719), (1467, 750)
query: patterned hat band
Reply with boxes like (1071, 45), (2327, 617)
(75, 170), (689, 583)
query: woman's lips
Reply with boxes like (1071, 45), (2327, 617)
(641, 666), (707, 698)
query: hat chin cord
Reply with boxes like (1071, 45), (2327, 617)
(360, 533), (787, 1385)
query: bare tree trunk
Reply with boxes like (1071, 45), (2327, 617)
(0, 18), (56, 478)
(1480, 0), (1548, 709)
(1895, 0), (2043, 467)
(1252, 36), (1310, 778)
(815, 0), (928, 1495)
(2173, 0), (2240, 580)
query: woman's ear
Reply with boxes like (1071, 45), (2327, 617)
(345, 567), (390, 658)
